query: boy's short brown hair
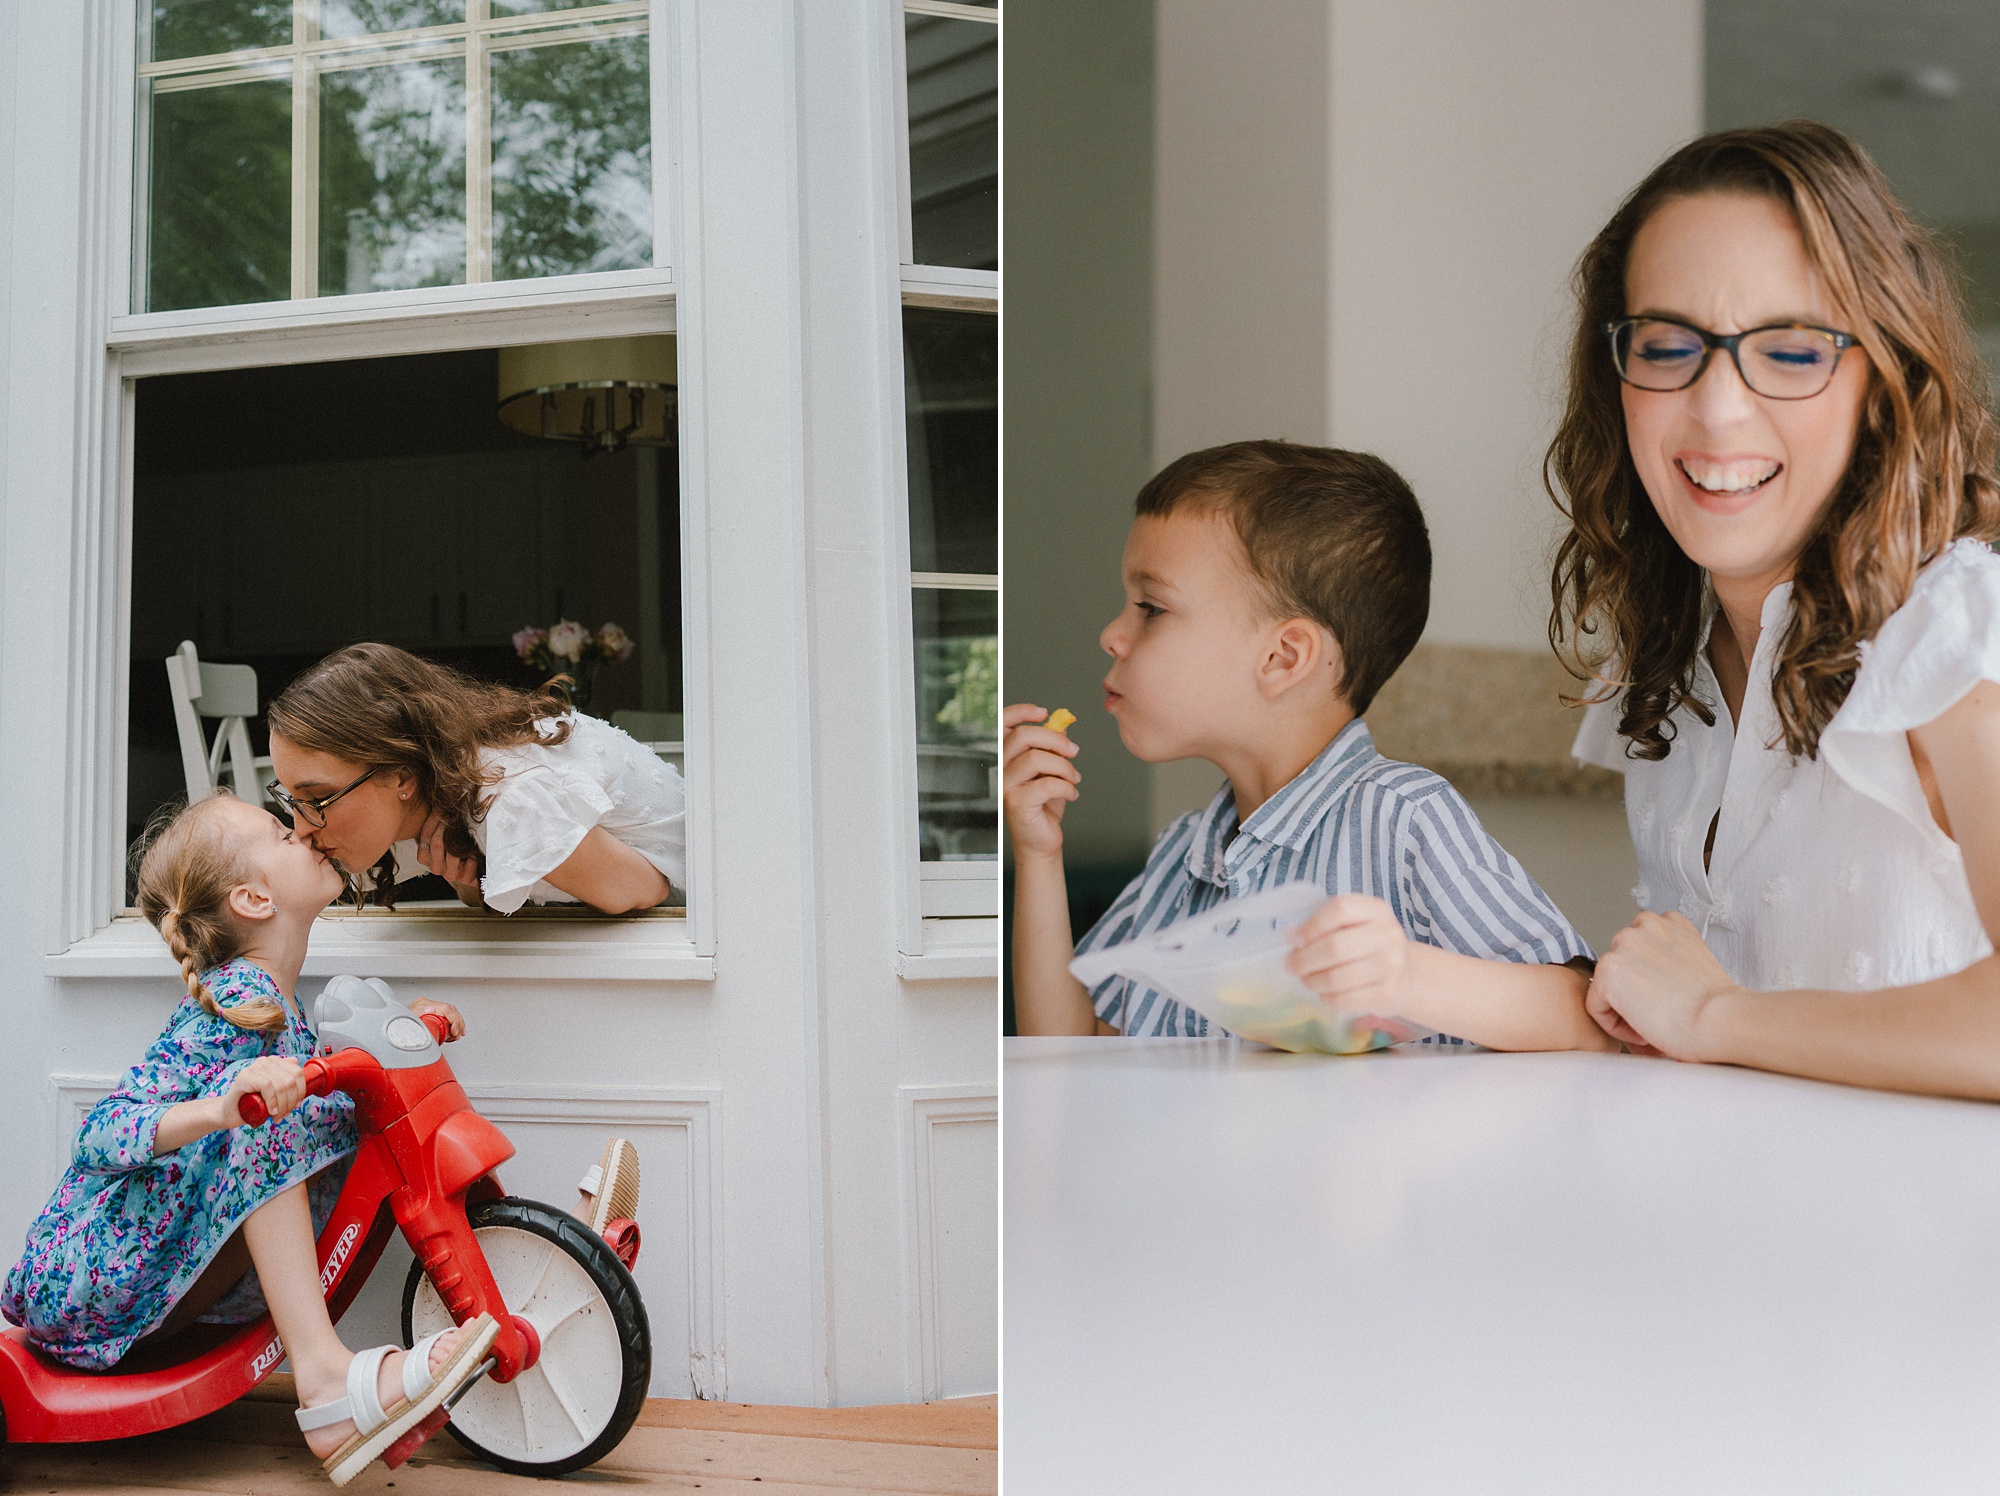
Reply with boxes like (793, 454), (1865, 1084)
(1135, 440), (1430, 713)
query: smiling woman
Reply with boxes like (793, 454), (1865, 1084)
(1546, 120), (2000, 1099)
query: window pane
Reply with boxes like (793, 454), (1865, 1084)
(491, 33), (653, 281)
(320, 58), (468, 296)
(146, 79), (292, 312)
(319, 1), (465, 38)
(905, 14), (997, 269)
(492, 0), (622, 14)
(147, 0), (290, 62)
(904, 307), (997, 575)
(914, 589), (998, 862)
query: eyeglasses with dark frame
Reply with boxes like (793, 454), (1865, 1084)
(270, 767), (380, 829)
(1607, 315), (1859, 400)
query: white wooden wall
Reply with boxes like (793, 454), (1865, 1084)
(0, 0), (996, 1407)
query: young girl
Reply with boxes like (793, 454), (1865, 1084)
(1548, 120), (2000, 1099)
(266, 642), (685, 918)
(0, 792), (496, 1485)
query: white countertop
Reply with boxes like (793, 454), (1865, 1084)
(1005, 1037), (2000, 1494)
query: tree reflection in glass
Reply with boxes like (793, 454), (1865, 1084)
(147, 0), (290, 63)
(146, 79), (291, 312)
(491, 0), (620, 14)
(491, 33), (653, 281)
(320, 59), (468, 296)
(318, 0), (464, 38)
(914, 590), (999, 861)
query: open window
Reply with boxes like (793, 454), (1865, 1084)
(126, 342), (685, 913)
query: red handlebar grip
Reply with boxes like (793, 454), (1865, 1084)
(421, 1011), (454, 1045)
(235, 1058), (332, 1128)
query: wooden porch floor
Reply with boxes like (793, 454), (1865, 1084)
(0, 1380), (997, 1495)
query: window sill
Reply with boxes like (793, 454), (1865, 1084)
(43, 909), (715, 983)
(898, 917), (999, 981)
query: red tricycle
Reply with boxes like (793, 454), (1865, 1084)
(0, 975), (651, 1477)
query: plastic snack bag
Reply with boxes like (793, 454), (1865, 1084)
(1069, 882), (1435, 1054)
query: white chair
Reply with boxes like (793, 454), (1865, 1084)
(166, 640), (276, 806)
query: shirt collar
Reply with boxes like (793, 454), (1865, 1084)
(1183, 718), (1381, 886)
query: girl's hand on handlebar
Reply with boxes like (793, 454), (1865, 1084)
(409, 997), (466, 1040)
(415, 811), (482, 887)
(226, 1056), (308, 1127)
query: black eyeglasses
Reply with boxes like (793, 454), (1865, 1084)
(1607, 316), (1858, 400)
(270, 767), (379, 829)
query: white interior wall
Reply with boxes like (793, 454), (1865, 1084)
(1327, 0), (1703, 649)
(1149, 0), (1700, 830)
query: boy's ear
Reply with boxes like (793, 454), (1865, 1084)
(226, 881), (276, 925)
(1257, 618), (1342, 701)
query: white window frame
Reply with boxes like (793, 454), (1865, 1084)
(46, 0), (714, 982)
(893, 0), (997, 928)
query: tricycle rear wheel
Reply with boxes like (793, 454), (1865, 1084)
(402, 1196), (650, 1476)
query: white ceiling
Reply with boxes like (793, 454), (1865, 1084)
(1708, 0), (2000, 228)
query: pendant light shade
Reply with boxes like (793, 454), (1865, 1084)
(497, 336), (677, 457)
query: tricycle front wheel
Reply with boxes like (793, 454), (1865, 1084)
(402, 1196), (650, 1476)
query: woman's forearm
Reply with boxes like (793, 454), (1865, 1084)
(152, 1096), (232, 1157)
(1401, 946), (1617, 1053)
(1011, 851), (1104, 1035)
(1691, 956), (2000, 1100)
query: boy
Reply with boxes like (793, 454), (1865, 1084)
(1005, 440), (1611, 1050)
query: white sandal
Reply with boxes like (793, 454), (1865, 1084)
(579, 1137), (641, 1233)
(295, 1312), (501, 1487)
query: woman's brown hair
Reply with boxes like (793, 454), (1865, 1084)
(266, 643), (572, 906)
(1547, 119), (2000, 760)
(133, 793), (287, 1033)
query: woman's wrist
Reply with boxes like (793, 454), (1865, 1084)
(1684, 982), (1750, 1065)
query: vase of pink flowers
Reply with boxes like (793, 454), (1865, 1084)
(513, 619), (635, 713)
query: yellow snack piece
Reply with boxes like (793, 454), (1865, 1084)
(1046, 708), (1076, 735)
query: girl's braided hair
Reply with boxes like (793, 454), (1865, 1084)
(132, 792), (286, 1033)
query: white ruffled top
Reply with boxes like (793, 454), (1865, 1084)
(1573, 538), (2000, 992)
(452, 713), (687, 915)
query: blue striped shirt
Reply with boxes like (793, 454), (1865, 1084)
(1076, 719), (1592, 1037)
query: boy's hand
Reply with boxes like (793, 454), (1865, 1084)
(408, 998), (467, 1040)
(1003, 703), (1081, 862)
(226, 1056), (308, 1126)
(1287, 895), (1413, 1013)
(1586, 911), (1739, 1060)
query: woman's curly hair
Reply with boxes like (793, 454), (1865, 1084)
(266, 643), (573, 906)
(1547, 119), (2000, 760)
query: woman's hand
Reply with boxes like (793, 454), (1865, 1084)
(225, 1056), (308, 1127)
(1003, 704), (1080, 862)
(1587, 911), (1741, 1060)
(408, 998), (466, 1040)
(415, 811), (482, 888)
(1288, 895), (1413, 1014)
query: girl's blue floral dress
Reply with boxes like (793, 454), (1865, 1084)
(1, 959), (358, 1368)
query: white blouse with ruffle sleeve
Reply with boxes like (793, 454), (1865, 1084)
(1572, 538), (2000, 993)
(463, 713), (687, 915)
